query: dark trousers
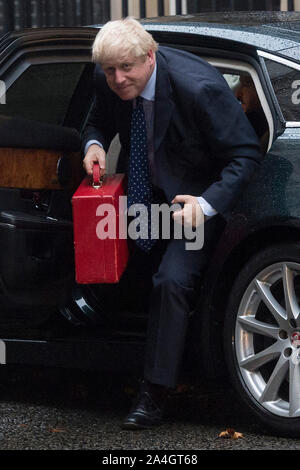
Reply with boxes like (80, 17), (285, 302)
(125, 213), (225, 389)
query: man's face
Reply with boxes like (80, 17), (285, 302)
(235, 75), (260, 113)
(101, 50), (155, 101)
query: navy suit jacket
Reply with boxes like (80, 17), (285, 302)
(82, 46), (263, 215)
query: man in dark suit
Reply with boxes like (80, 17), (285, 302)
(82, 17), (263, 429)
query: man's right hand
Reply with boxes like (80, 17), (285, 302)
(82, 144), (106, 176)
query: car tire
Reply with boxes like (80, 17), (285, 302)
(224, 243), (300, 437)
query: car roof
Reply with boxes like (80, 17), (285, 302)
(141, 11), (300, 62)
(2, 11), (300, 64)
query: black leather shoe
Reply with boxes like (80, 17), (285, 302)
(122, 385), (165, 430)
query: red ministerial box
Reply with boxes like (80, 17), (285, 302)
(72, 171), (128, 284)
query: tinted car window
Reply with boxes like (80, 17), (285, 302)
(264, 58), (300, 122)
(0, 62), (86, 124)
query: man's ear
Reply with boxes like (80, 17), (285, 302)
(147, 49), (155, 66)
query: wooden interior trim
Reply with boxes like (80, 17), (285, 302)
(0, 148), (82, 190)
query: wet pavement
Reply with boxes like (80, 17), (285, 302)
(0, 365), (299, 451)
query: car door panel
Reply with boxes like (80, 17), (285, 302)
(0, 210), (73, 293)
(0, 148), (81, 190)
(234, 127), (300, 220)
(0, 49), (95, 308)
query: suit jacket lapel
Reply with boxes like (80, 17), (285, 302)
(115, 97), (132, 145)
(154, 51), (174, 153)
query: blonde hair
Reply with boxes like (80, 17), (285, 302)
(92, 17), (158, 64)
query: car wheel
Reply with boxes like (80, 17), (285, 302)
(224, 243), (300, 436)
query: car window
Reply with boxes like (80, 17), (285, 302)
(264, 58), (300, 122)
(222, 71), (269, 148)
(0, 62), (86, 125)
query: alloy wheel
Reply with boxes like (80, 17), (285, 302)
(235, 261), (300, 418)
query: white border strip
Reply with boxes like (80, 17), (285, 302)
(286, 122), (300, 128)
(258, 50), (300, 72)
(0, 340), (6, 364)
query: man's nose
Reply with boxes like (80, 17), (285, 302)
(235, 86), (242, 102)
(115, 69), (126, 84)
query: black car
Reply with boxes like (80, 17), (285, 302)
(0, 12), (299, 437)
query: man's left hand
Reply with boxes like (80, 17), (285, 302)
(171, 195), (204, 228)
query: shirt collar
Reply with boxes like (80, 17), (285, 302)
(140, 62), (157, 102)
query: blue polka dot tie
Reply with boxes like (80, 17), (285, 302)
(127, 96), (156, 252)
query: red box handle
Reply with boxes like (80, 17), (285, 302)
(92, 162), (104, 189)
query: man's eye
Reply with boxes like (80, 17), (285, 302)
(104, 68), (114, 75)
(122, 64), (131, 70)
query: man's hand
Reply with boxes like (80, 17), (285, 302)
(171, 195), (204, 228)
(83, 144), (106, 176)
